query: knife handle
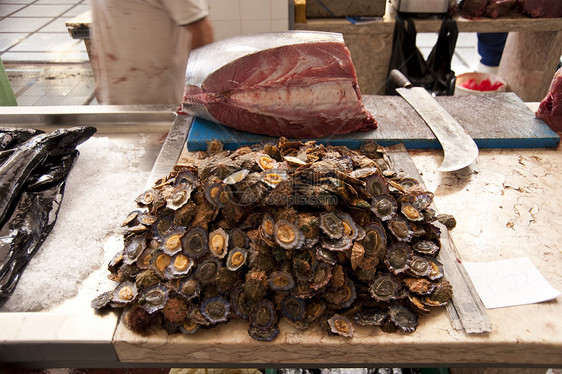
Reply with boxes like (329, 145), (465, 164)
(390, 69), (413, 88)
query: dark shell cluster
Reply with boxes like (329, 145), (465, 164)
(92, 138), (453, 340)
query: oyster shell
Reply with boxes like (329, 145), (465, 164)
(274, 220), (304, 250)
(268, 271), (295, 292)
(319, 212), (344, 239)
(139, 284), (169, 314)
(181, 226), (209, 259)
(161, 229), (185, 256)
(96, 137), (455, 341)
(385, 243), (412, 275)
(226, 247), (247, 271)
(327, 314), (354, 338)
(208, 228), (229, 258)
(200, 297), (230, 324)
(388, 303), (418, 333)
(369, 273), (401, 302)
(280, 295), (306, 322)
(195, 257), (222, 284)
(250, 299), (277, 330)
(388, 217), (414, 242)
(360, 222), (387, 258)
(371, 194), (397, 221)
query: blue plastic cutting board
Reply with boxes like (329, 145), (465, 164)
(186, 93), (560, 151)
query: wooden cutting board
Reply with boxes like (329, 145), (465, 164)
(186, 92), (560, 151)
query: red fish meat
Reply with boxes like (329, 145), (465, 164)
(536, 67), (562, 132)
(182, 31), (377, 138)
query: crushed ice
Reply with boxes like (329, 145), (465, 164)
(0, 136), (150, 312)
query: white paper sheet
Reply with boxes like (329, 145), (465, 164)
(463, 257), (561, 309)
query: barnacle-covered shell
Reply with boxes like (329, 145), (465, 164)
(327, 314), (354, 338)
(385, 243), (412, 274)
(388, 303), (418, 333)
(247, 325), (279, 341)
(268, 271), (295, 292)
(360, 223), (387, 258)
(229, 228), (249, 249)
(369, 273), (401, 302)
(388, 217), (414, 242)
(354, 307), (388, 326)
(195, 257), (222, 284)
(403, 277), (436, 295)
(161, 229), (185, 256)
(371, 194), (397, 221)
(319, 212), (344, 239)
(200, 297), (230, 324)
(178, 277), (200, 300)
(412, 240), (440, 256)
(208, 228), (229, 258)
(250, 300), (277, 330)
(226, 247), (248, 271)
(181, 226), (209, 259)
(424, 279), (453, 306)
(274, 220), (304, 250)
(123, 236), (147, 265)
(280, 295), (306, 322)
(139, 284), (169, 314)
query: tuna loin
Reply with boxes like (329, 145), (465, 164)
(182, 31), (377, 138)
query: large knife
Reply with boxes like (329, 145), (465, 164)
(146, 112), (193, 189)
(390, 69), (478, 172)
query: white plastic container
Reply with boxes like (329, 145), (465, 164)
(455, 72), (507, 95)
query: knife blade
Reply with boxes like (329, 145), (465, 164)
(146, 112), (193, 189)
(390, 69), (478, 172)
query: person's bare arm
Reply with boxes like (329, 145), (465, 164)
(184, 17), (214, 50)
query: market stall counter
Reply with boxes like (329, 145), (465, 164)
(0, 102), (560, 368)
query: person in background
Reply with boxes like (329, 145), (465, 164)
(475, 32), (507, 74)
(90, 0), (214, 105)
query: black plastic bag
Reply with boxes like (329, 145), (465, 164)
(385, 17), (458, 96)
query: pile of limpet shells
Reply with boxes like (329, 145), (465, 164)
(92, 138), (453, 341)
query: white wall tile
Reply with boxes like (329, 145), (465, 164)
(271, 0), (288, 20)
(240, 0), (270, 20)
(212, 20), (242, 41)
(241, 19), (271, 34)
(271, 19), (288, 31)
(209, 0), (240, 21)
